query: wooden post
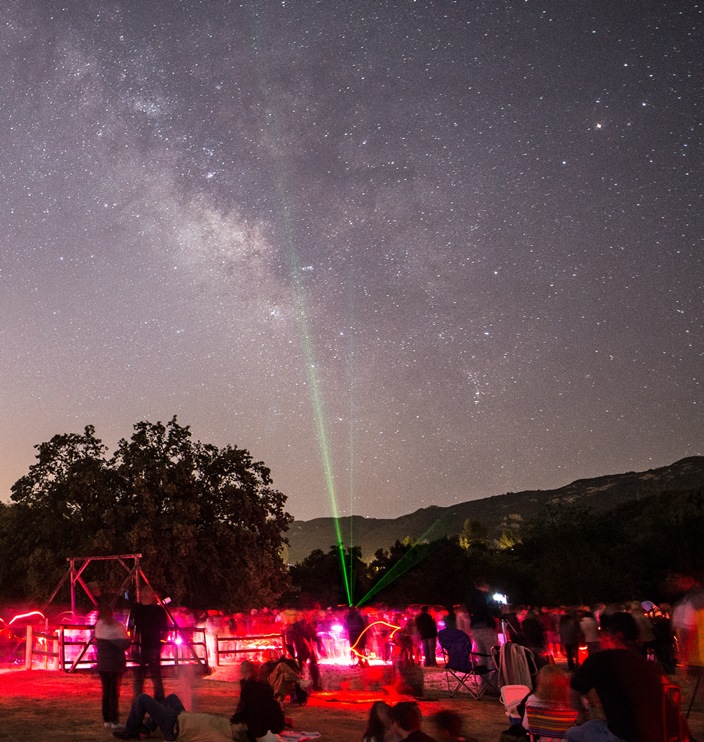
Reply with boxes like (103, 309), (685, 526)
(69, 559), (76, 615)
(25, 625), (32, 670)
(59, 626), (65, 672)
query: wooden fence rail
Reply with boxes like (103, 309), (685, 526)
(212, 633), (284, 667)
(24, 624), (209, 673)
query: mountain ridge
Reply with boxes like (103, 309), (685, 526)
(285, 456), (704, 563)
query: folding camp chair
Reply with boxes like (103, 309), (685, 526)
(495, 641), (538, 690)
(525, 704), (577, 741)
(438, 628), (498, 700)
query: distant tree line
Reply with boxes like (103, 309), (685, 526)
(1, 417), (702, 612)
(287, 489), (704, 609)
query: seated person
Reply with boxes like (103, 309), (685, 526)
(259, 652), (307, 705)
(231, 660), (286, 742)
(113, 692), (244, 741)
(389, 701), (435, 742)
(363, 701), (392, 742)
(522, 665), (577, 741)
(567, 612), (689, 742)
(429, 709), (478, 742)
(115, 662), (285, 742)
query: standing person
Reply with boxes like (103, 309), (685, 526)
(290, 614), (322, 691)
(415, 606), (438, 667)
(520, 608), (546, 662)
(540, 607), (560, 658)
(279, 607), (299, 660)
(128, 585), (169, 702)
(95, 604), (131, 730)
(671, 572), (704, 709)
(392, 613), (416, 666)
(500, 604), (524, 645)
(629, 601), (656, 656)
(559, 609), (583, 672)
(345, 606), (368, 666)
(579, 610), (600, 657)
(465, 580), (499, 668)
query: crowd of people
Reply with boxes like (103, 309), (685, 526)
(183, 591), (685, 677)
(85, 571), (704, 741)
(363, 700), (468, 742)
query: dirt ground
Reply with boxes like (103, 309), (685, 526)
(0, 665), (703, 742)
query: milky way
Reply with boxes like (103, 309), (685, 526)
(1, 1), (701, 522)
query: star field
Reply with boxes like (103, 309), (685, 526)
(0, 1), (702, 522)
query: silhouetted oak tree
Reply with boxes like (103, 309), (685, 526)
(7, 418), (292, 610)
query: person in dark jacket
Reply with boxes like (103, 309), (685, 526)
(559, 609), (583, 672)
(290, 616), (322, 690)
(128, 585), (169, 702)
(568, 612), (689, 742)
(465, 581), (500, 668)
(415, 606), (438, 667)
(521, 609), (546, 663)
(95, 604), (131, 729)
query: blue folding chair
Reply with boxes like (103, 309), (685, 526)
(438, 628), (497, 700)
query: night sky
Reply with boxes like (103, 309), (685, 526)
(1, 1), (701, 522)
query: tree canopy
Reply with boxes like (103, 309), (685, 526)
(4, 418), (292, 610)
(286, 488), (704, 609)
(6, 418), (702, 612)
(287, 545), (371, 607)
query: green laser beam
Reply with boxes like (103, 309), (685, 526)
(294, 301), (353, 606)
(344, 292), (358, 596)
(247, 11), (352, 604)
(356, 516), (454, 606)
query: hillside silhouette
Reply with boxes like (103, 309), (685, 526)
(286, 456), (704, 563)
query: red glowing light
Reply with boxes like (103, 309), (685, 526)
(9, 611), (46, 626)
(349, 620), (400, 661)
